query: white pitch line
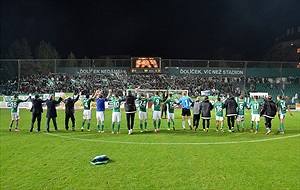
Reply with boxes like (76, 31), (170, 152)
(43, 133), (300, 145)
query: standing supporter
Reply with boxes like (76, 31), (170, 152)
(63, 93), (80, 131)
(260, 95), (277, 135)
(224, 93), (238, 132)
(124, 89), (138, 135)
(199, 96), (213, 132)
(30, 94), (46, 132)
(46, 95), (63, 132)
(192, 97), (201, 131)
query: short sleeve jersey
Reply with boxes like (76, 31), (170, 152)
(249, 100), (261, 114)
(178, 96), (193, 109)
(276, 100), (287, 114)
(82, 97), (93, 110)
(111, 97), (122, 112)
(237, 100), (247, 115)
(95, 98), (106, 111)
(164, 98), (177, 113)
(150, 96), (162, 111)
(137, 97), (148, 112)
(9, 98), (23, 113)
(213, 101), (224, 117)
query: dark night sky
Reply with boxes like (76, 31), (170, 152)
(1, 0), (300, 59)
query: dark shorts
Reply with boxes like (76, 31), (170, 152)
(181, 108), (191, 116)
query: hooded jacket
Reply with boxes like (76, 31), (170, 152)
(261, 99), (277, 118)
(199, 99), (213, 118)
(224, 97), (237, 116)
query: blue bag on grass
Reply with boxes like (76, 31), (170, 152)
(90, 155), (109, 165)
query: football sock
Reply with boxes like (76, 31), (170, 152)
(172, 120), (174, 126)
(237, 124), (240, 131)
(182, 121), (185, 128)
(112, 123), (115, 132)
(154, 120), (157, 129)
(87, 122), (90, 129)
(158, 120), (161, 129)
(117, 123), (120, 132)
(188, 119), (191, 126)
(15, 125), (18, 129)
(101, 124), (104, 131)
(280, 123), (284, 132)
(221, 124), (224, 129)
(168, 122), (170, 129)
(97, 124), (100, 131)
(250, 122), (253, 129)
(216, 126), (218, 130)
(82, 122), (85, 128)
(267, 127), (270, 132)
(144, 122), (147, 129)
(242, 122), (245, 129)
(140, 122), (143, 130)
(9, 122), (12, 128)
(255, 124), (259, 131)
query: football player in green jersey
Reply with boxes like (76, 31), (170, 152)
(136, 91), (149, 132)
(163, 93), (177, 130)
(150, 91), (163, 132)
(7, 94), (30, 132)
(81, 93), (94, 132)
(110, 91), (123, 134)
(236, 96), (247, 132)
(276, 95), (294, 134)
(213, 97), (224, 132)
(247, 96), (262, 134)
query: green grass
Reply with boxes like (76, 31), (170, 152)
(0, 108), (299, 189)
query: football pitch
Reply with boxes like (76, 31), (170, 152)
(0, 108), (299, 189)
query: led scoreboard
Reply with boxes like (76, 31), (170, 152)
(131, 57), (161, 73)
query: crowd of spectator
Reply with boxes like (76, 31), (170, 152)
(1, 72), (299, 99)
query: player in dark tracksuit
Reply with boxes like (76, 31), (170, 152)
(63, 94), (80, 131)
(224, 93), (238, 132)
(260, 95), (277, 135)
(30, 94), (46, 132)
(199, 96), (213, 132)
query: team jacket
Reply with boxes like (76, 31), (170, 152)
(64, 95), (80, 114)
(224, 97), (238, 116)
(199, 99), (213, 118)
(260, 99), (277, 118)
(124, 94), (136, 113)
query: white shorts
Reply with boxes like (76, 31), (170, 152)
(236, 115), (244, 121)
(168, 113), (174, 120)
(216, 116), (224, 121)
(11, 112), (20, 120)
(153, 111), (161, 120)
(139, 111), (147, 120)
(83, 110), (92, 120)
(279, 114), (286, 120)
(251, 114), (260, 122)
(112, 112), (121, 122)
(96, 111), (105, 122)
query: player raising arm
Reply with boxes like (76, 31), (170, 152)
(276, 95), (294, 134)
(81, 93), (94, 132)
(93, 89), (111, 133)
(110, 90), (123, 134)
(6, 94), (31, 132)
(236, 96), (247, 132)
(136, 90), (150, 132)
(150, 91), (163, 132)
